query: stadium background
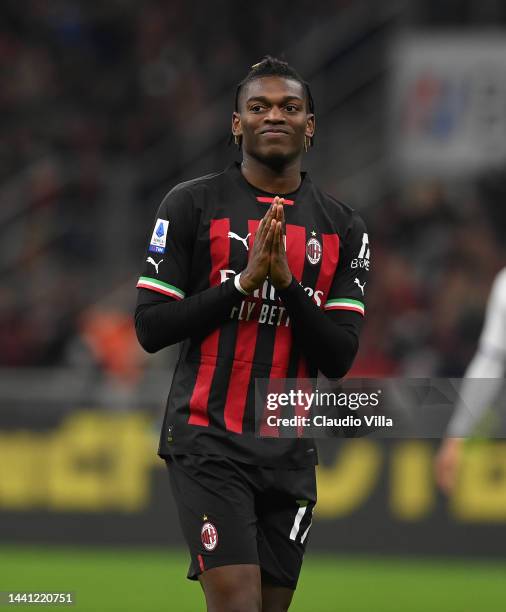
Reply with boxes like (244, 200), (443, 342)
(1, 0), (506, 610)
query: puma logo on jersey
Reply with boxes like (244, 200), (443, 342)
(228, 231), (251, 251)
(354, 278), (366, 295)
(147, 257), (163, 274)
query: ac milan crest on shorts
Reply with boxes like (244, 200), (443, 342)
(201, 522), (218, 551)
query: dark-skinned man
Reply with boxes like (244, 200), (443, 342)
(135, 56), (370, 612)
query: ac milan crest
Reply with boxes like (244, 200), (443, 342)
(201, 522), (218, 551)
(306, 237), (322, 265)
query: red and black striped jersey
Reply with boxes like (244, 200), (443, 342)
(136, 163), (369, 467)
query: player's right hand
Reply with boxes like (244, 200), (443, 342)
(434, 437), (464, 494)
(240, 202), (277, 293)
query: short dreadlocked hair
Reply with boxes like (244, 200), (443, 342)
(232, 55), (315, 148)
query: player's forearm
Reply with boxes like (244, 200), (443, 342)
(135, 280), (244, 352)
(277, 278), (359, 378)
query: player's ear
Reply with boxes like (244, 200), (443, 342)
(232, 112), (242, 147)
(305, 114), (315, 139)
(232, 112), (242, 134)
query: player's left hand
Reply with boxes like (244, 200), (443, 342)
(269, 197), (292, 290)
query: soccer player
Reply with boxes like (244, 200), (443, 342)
(135, 56), (369, 612)
(435, 268), (506, 493)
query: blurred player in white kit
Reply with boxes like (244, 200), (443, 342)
(435, 268), (506, 492)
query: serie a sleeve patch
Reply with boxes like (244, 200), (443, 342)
(149, 219), (169, 254)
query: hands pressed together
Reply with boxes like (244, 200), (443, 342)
(240, 196), (292, 293)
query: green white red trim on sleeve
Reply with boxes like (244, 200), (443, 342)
(136, 276), (185, 300)
(323, 298), (364, 315)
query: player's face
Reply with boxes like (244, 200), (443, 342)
(232, 76), (315, 166)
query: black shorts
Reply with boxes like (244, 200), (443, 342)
(165, 454), (317, 590)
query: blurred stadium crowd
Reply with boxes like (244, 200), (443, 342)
(2, 0), (506, 384)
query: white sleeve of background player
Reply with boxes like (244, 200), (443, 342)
(447, 269), (506, 437)
(477, 268), (506, 360)
(136, 187), (193, 301)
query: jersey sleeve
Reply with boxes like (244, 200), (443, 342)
(323, 212), (370, 317)
(136, 187), (193, 301)
(477, 268), (506, 361)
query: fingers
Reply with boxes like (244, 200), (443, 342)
(255, 197), (286, 249)
(276, 198), (284, 221)
(257, 202), (277, 243)
(435, 455), (454, 494)
(274, 220), (282, 253)
(437, 466), (453, 495)
(264, 218), (276, 251)
(274, 199), (286, 239)
(271, 219), (279, 252)
(268, 198), (285, 256)
(271, 220), (287, 266)
(434, 439), (463, 495)
(272, 198), (284, 233)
